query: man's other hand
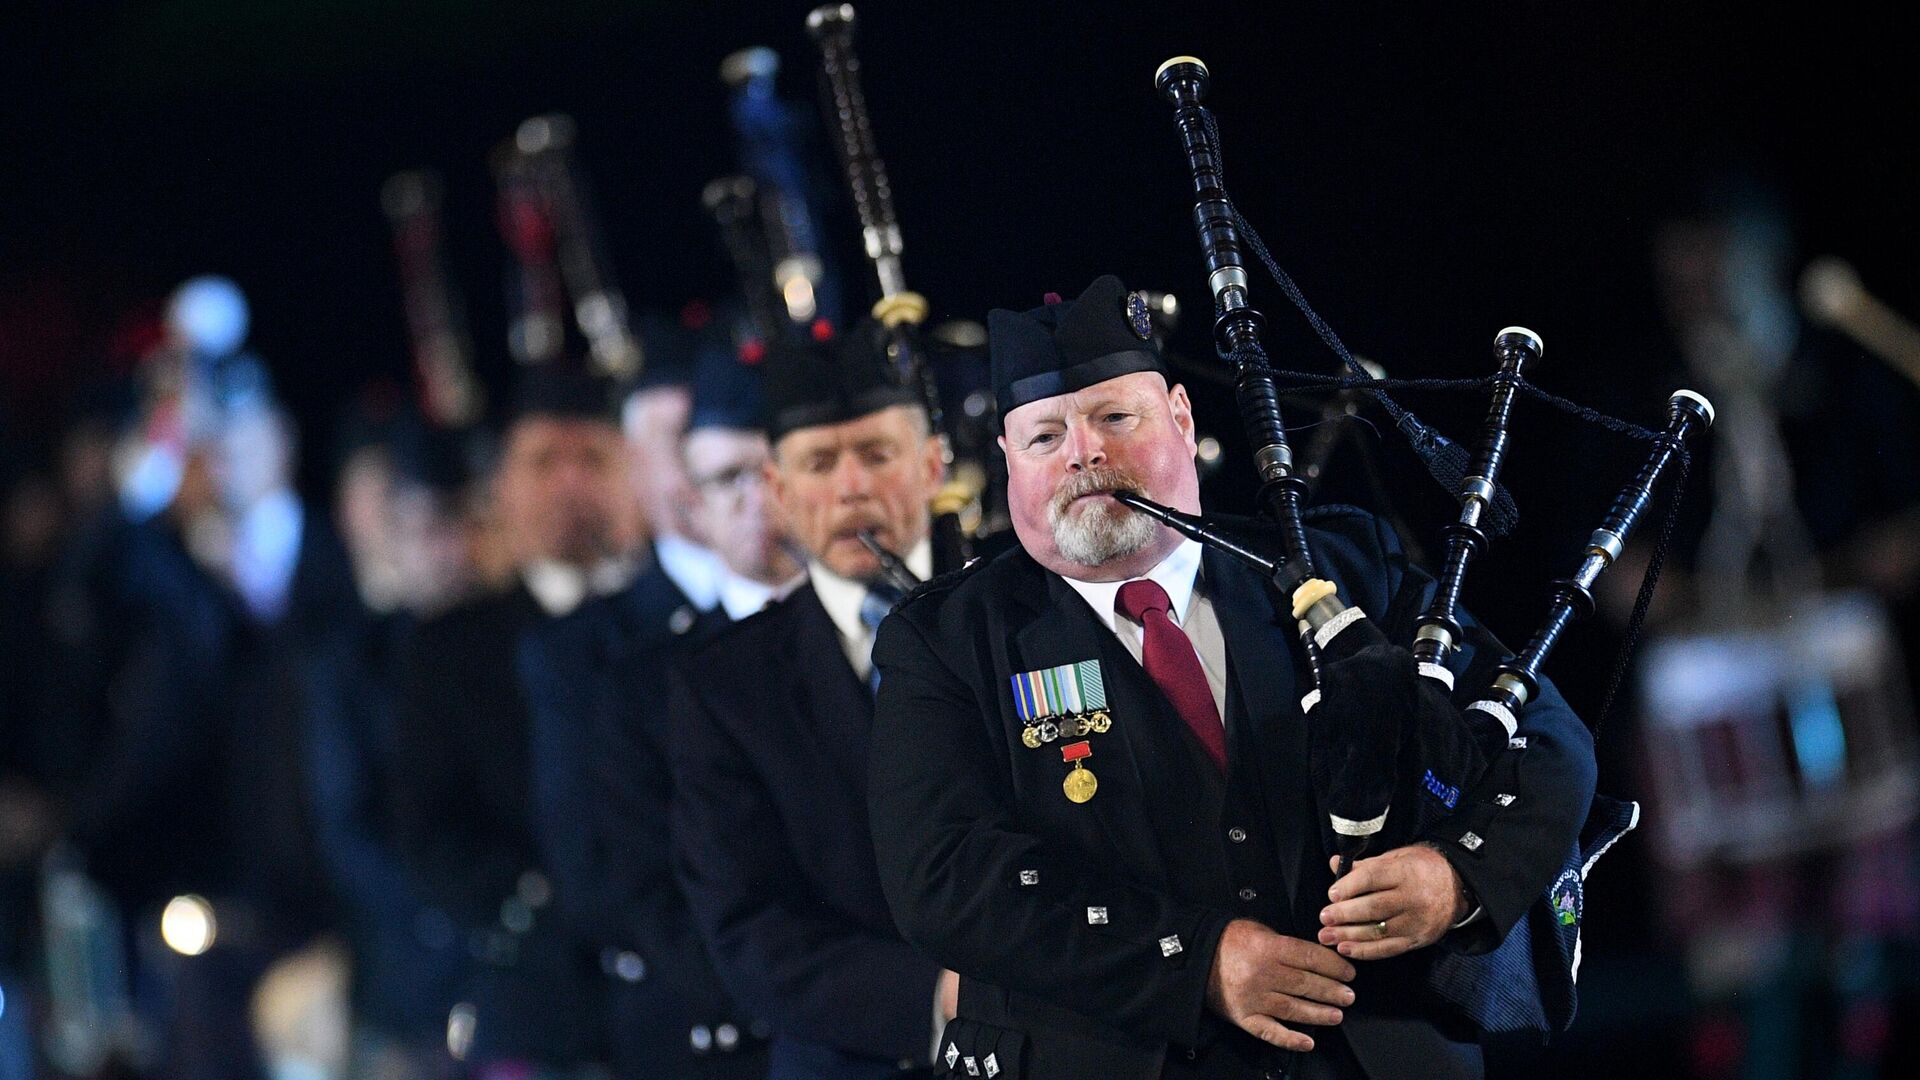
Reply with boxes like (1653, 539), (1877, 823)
(1205, 918), (1355, 1052)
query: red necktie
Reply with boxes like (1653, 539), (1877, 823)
(1116, 579), (1227, 774)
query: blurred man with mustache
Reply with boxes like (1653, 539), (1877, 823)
(867, 276), (1596, 1080)
(669, 321), (962, 1079)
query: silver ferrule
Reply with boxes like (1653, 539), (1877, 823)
(863, 224), (905, 262)
(1414, 623), (1455, 649)
(1208, 265), (1249, 300)
(1491, 671), (1532, 708)
(1253, 443), (1293, 482)
(1303, 595), (1348, 632)
(1587, 529), (1624, 564)
(1461, 476), (1495, 507)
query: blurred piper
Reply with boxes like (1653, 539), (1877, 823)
(300, 395), (474, 1080)
(517, 334), (800, 1077)
(391, 367), (641, 1078)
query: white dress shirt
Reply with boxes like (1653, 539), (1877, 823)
(523, 557), (639, 618)
(654, 532), (726, 612)
(715, 568), (802, 622)
(809, 539), (934, 679)
(1059, 539), (1228, 725)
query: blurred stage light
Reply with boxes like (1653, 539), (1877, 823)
(166, 275), (250, 357)
(161, 894), (217, 956)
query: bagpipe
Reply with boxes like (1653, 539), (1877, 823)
(1120, 56), (1716, 1033)
(805, 4), (999, 566)
(381, 170), (485, 429)
(490, 113), (643, 380)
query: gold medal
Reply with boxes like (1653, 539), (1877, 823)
(1089, 710), (1111, 733)
(1060, 740), (1097, 803)
(1063, 764), (1098, 803)
(1021, 726), (1043, 749)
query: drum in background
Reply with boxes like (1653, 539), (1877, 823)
(1637, 590), (1920, 868)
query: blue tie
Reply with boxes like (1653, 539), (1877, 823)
(860, 583), (903, 696)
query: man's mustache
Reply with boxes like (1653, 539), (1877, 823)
(1049, 467), (1144, 519)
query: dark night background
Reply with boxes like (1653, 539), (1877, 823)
(4, 2), (1918, 1076)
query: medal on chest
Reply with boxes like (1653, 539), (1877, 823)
(1060, 740), (1098, 803)
(1011, 659), (1111, 803)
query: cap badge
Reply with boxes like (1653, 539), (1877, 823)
(1126, 290), (1155, 340)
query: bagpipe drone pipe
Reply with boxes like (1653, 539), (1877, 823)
(1123, 55), (1715, 1033)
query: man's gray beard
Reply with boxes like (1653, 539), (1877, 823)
(1048, 469), (1157, 567)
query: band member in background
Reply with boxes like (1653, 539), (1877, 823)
(516, 336), (800, 1077)
(301, 397), (473, 1079)
(867, 276), (1597, 1080)
(625, 311), (729, 612)
(669, 321), (960, 1079)
(391, 368), (641, 1077)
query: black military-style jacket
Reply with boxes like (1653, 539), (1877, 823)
(669, 578), (953, 1072)
(869, 506), (1597, 1080)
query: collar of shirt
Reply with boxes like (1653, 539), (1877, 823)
(654, 532), (725, 612)
(716, 569), (803, 621)
(523, 556), (638, 618)
(1059, 538), (1205, 631)
(809, 538), (934, 676)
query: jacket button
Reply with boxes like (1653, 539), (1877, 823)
(716, 1023), (740, 1051)
(1186, 1048), (1198, 1061)
(690, 1025), (713, 1053)
(1238, 887), (1258, 901)
(1228, 827), (1248, 843)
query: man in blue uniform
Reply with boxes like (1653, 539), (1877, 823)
(867, 276), (1598, 1080)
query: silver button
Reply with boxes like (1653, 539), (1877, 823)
(1159, 934), (1184, 957)
(985, 1053), (1001, 1077)
(715, 1023), (739, 1051)
(690, 1025), (713, 1052)
(1087, 906), (1108, 925)
(1019, 869), (1039, 886)
(1459, 831), (1484, 851)
(1228, 827), (1248, 843)
(1238, 887), (1258, 901)
(670, 606), (696, 635)
(1495, 793), (1517, 806)
(964, 1056), (980, 1076)
(946, 1043), (961, 1069)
